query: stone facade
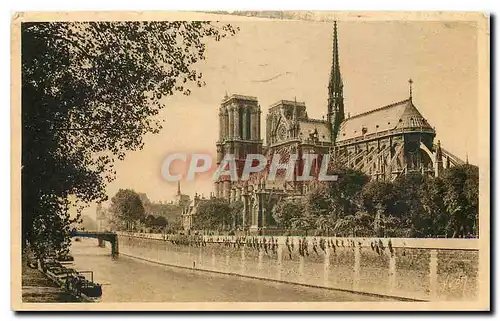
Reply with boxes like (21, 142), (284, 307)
(188, 22), (465, 233)
(181, 193), (212, 230)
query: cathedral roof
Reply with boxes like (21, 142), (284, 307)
(298, 120), (331, 143)
(269, 100), (306, 109)
(336, 99), (435, 143)
(222, 94), (258, 104)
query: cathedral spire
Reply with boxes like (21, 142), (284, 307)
(408, 78), (414, 100)
(177, 181), (181, 195)
(327, 21), (344, 144)
(293, 96), (298, 121)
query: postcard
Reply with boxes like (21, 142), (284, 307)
(11, 11), (490, 311)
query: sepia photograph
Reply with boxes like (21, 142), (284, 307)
(11, 11), (490, 311)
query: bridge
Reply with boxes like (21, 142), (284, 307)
(71, 230), (119, 256)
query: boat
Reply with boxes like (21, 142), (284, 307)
(42, 261), (76, 285)
(41, 260), (102, 302)
(64, 271), (102, 302)
(57, 253), (74, 263)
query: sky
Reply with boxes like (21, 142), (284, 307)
(82, 18), (480, 219)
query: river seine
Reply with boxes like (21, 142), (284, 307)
(70, 238), (389, 302)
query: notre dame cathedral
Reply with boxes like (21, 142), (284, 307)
(204, 22), (465, 233)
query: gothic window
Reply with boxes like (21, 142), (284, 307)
(239, 108), (244, 138)
(277, 124), (287, 141)
(246, 109), (251, 139)
(224, 113), (229, 137)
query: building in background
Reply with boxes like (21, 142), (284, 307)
(174, 181), (191, 208)
(181, 193), (213, 231)
(141, 182), (190, 230)
(209, 21), (466, 234)
(96, 203), (108, 232)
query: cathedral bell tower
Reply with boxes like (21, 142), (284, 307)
(215, 94), (262, 200)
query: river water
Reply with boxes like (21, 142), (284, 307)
(70, 238), (390, 302)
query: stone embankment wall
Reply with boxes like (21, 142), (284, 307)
(117, 232), (479, 301)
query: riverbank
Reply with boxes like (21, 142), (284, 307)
(70, 239), (388, 302)
(117, 233), (479, 301)
(21, 263), (80, 303)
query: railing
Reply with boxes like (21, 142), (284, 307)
(116, 232), (479, 250)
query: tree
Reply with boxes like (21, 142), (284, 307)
(412, 176), (446, 237)
(362, 180), (397, 215)
(326, 166), (369, 220)
(154, 216), (168, 228)
(378, 214), (403, 237)
(142, 214), (167, 231)
(22, 21), (237, 256)
(302, 167), (368, 234)
(361, 180), (401, 236)
(304, 184), (332, 218)
(109, 189), (146, 231)
(314, 214), (336, 236)
(334, 211), (373, 237)
(441, 164), (479, 237)
(272, 198), (304, 230)
(230, 200), (244, 229)
(290, 214), (315, 235)
(303, 185), (336, 235)
(194, 199), (231, 230)
(390, 172), (426, 236)
(144, 214), (156, 228)
(137, 193), (152, 213)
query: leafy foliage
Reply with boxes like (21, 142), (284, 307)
(272, 198), (305, 230)
(302, 167), (369, 235)
(230, 200), (244, 229)
(327, 166), (370, 219)
(272, 165), (479, 238)
(22, 21), (237, 256)
(109, 189), (145, 230)
(193, 198), (232, 230)
(362, 180), (397, 214)
(441, 164), (479, 237)
(143, 214), (168, 229)
(418, 176), (448, 236)
(334, 211), (373, 237)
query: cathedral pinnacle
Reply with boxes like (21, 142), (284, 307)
(408, 78), (414, 100)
